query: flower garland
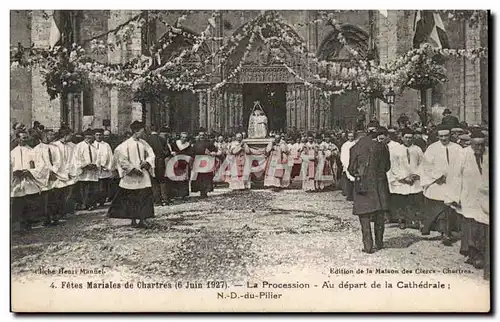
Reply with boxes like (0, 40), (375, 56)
(10, 10), (490, 103)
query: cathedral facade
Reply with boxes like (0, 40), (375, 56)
(10, 10), (488, 134)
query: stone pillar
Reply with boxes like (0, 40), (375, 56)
(377, 11), (398, 126)
(31, 10), (61, 129)
(199, 91), (207, 129)
(207, 90), (213, 132)
(290, 85), (297, 128)
(307, 89), (312, 130)
(286, 85), (292, 130)
(236, 87), (243, 132)
(108, 10), (142, 134)
(464, 22), (482, 124)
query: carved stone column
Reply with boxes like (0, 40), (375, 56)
(207, 90), (213, 132)
(290, 85), (297, 128)
(199, 91), (207, 129)
(297, 86), (306, 131)
(286, 85), (292, 130)
(236, 87), (243, 132)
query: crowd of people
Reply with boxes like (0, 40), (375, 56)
(10, 107), (489, 279)
(343, 108), (489, 281)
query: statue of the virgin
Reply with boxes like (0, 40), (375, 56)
(248, 101), (268, 139)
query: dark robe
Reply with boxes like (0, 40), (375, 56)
(147, 134), (168, 183)
(108, 187), (154, 220)
(348, 136), (391, 215)
(171, 140), (193, 198)
(441, 115), (460, 128)
(191, 140), (217, 194)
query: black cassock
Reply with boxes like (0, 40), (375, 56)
(191, 140), (217, 194)
(171, 140), (193, 198)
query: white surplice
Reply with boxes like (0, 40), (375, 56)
(72, 140), (99, 182)
(10, 145), (43, 197)
(419, 141), (463, 201)
(32, 142), (65, 191)
(93, 140), (114, 179)
(53, 140), (76, 187)
(114, 137), (156, 190)
(445, 147), (489, 225)
(340, 140), (356, 181)
(387, 144), (424, 195)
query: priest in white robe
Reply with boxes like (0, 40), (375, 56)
(444, 130), (489, 269)
(340, 131), (356, 200)
(227, 133), (251, 190)
(11, 131), (43, 231)
(72, 129), (99, 210)
(419, 124), (463, 245)
(387, 128), (424, 229)
(264, 134), (290, 190)
(300, 134), (317, 192)
(93, 128), (114, 206)
(33, 129), (67, 225)
(53, 128), (77, 215)
(108, 121), (155, 228)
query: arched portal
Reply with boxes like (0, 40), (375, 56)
(224, 14), (309, 133)
(317, 24), (379, 130)
(148, 26), (212, 133)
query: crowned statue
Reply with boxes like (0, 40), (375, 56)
(248, 101), (268, 139)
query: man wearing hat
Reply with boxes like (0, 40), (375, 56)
(441, 108), (460, 129)
(413, 127), (427, 152)
(444, 129), (489, 271)
(192, 128), (219, 198)
(450, 127), (464, 143)
(348, 126), (391, 253)
(146, 125), (170, 206)
(72, 128), (99, 210)
(387, 127), (424, 229)
(420, 124), (463, 245)
(108, 121), (155, 228)
(93, 128), (114, 206)
(457, 133), (471, 148)
(54, 127), (78, 214)
(11, 130), (44, 231)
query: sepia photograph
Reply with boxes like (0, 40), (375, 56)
(9, 7), (490, 312)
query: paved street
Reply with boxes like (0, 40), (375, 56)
(12, 188), (488, 285)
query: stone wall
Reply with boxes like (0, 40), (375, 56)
(30, 10), (61, 130)
(10, 11), (32, 127)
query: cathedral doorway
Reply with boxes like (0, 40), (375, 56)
(242, 83), (287, 134)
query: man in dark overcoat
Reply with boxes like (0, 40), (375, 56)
(146, 126), (169, 206)
(348, 127), (391, 253)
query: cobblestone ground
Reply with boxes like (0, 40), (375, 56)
(12, 187), (489, 287)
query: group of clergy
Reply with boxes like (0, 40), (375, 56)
(11, 125), (117, 230)
(339, 120), (489, 280)
(10, 117), (490, 279)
